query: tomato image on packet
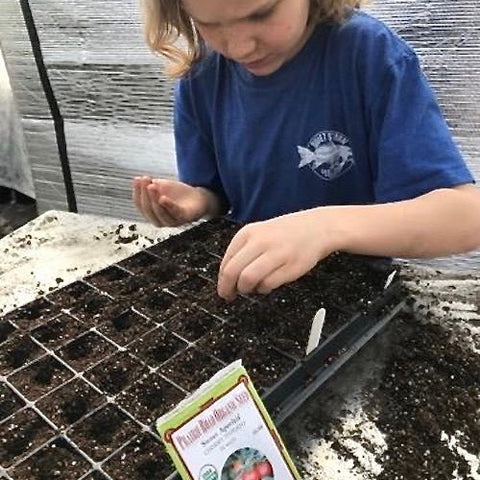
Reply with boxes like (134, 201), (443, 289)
(222, 447), (274, 480)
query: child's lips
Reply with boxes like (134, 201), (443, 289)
(242, 55), (271, 70)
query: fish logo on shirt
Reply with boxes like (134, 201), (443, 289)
(297, 131), (354, 181)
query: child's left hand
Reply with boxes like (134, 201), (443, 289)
(217, 211), (334, 301)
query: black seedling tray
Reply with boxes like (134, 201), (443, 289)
(0, 218), (404, 480)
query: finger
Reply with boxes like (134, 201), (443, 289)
(235, 252), (287, 296)
(132, 177), (143, 212)
(147, 187), (179, 226)
(139, 180), (162, 227)
(134, 177), (153, 222)
(151, 178), (174, 194)
(158, 195), (186, 224)
(217, 239), (262, 301)
(219, 230), (249, 273)
(255, 263), (296, 295)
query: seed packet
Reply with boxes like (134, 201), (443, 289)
(157, 360), (300, 480)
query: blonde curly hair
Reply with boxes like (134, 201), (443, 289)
(140, 0), (366, 77)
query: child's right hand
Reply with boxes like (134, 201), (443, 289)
(132, 176), (215, 227)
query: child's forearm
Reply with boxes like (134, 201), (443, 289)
(319, 184), (480, 259)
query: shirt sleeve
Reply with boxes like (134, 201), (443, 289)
(174, 78), (229, 208)
(369, 52), (474, 203)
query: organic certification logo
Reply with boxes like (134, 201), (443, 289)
(199, 464), (218, 480)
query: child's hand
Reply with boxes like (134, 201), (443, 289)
(217, 211), (334, 301)
(132, 176), (214, 227)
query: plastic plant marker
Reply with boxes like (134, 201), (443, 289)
(306, 308), (326, 356)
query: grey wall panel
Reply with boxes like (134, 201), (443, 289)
(27, 0), (175, 217)
(28, 0), (154, 65)
(1, 0), (68, 209)
(3, 57), (53, 119)
(0, 0), (51, 117)
(34, 180), (71, 211)
(26, 0), (175, 126)
(65, 120), (176, 178)
(48, 64), (174, 125)
(65, 120), (175, 218)
(369, 0), (480, 171)
(22, 118), (69, 211)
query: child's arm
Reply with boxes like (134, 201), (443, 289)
(132, 176), (223, 227)
(217, 184), (480, 301)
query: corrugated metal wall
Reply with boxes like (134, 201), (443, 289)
(0, 0), (478, 219)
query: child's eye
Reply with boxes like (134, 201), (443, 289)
(195, 20), (217, 29)
(249, 8), (274, 22)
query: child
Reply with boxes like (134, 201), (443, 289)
(133, 0), (480, 301)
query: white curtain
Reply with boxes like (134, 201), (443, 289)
(0, 44), (34, 197)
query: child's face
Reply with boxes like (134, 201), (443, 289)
(182, 0), (312, 76)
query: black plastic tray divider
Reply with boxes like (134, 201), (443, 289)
(271, 299), (406, 425)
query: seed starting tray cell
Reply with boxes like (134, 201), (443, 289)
(0, 218), (404, 480)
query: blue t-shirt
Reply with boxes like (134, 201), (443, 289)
(174, 11), (474, 223)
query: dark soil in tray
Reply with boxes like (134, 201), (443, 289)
(13, 436), (91, 479)
(117, 373), (184, 425)
(132, 288), (193, 322)
(36, 378), (106, 429)
(223, 301), (287, 337)
(85, 352), (148, 395)
(160, 347), (224, 392)
(56, 331), (117, 372)
(0, 383), (25, 422)
(0, 320), (17, 345)
(194, 291), (255, 319)
(86, 265), (134, 293)
(89, 270), (148, 299)
(266, 288), (351, 356)
(0, 334), (44, 375)
(68, 404), (138, 462)
(152, 218), (240, 260)
(147, 223), (214, 257)
(96, 308), (154, 346)
(71, 290), (116, 325)
(103, 433), (175, 480)
(129, 327), (187, 368)
(2, 298), (60, 330)
(83, 472), (109, 480)
(117, 251), (164, 274)
(163, 308), (220, 342)
(120, 253), (186, 284)
(0, 408), (55, 467)
(0, 216), (401, 479)
(8, 354), (74, 401)
(197, 326), (296, 390)
(46, 281), (94, 309)
(303, 253), (396, 312)
(164, 245), (220, 275)
(31, 314), (87, 349)
(167, 274), (214, 300)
